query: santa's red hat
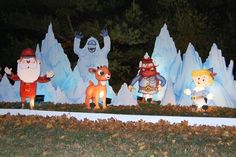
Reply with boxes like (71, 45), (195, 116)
(21, 48), (35, 57)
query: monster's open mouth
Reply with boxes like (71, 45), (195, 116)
(88, 47), (96, 53)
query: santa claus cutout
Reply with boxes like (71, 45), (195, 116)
(5, 48), (54, 109)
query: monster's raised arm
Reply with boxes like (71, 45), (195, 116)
(100, 28), (111, 55)
(73, 32), (84, 57)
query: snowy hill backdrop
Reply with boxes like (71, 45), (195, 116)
(0, 24), (235, 108)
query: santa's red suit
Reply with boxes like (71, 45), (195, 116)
(7, 48), (52, 103)
(9, 74), (50, 102)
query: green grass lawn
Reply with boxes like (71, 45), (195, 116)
(0, 114), (235, 157)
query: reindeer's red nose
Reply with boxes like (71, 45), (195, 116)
(26, 60), (30, 64)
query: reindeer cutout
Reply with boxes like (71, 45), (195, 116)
(85, 66), (111, 109)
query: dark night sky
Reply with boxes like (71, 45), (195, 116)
(0, 0), (235, 82)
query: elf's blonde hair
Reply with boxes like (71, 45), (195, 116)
(192, 69), (215, 85)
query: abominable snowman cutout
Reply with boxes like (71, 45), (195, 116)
(4, 48), (54, 109)
(73, 28), (110, 82)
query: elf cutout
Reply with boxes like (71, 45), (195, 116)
(184, 68), (216, 109)
(5, 48), (54, 109)
(129, 52), (166, 103)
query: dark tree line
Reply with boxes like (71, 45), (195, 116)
(0, 0), (235, 90)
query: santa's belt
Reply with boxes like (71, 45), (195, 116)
(191, 96), (204, 100)
(139, 86), (156, 92)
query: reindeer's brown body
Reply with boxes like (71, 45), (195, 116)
(85, 66), (111, 109)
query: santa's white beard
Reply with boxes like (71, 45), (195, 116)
(17, 64), (40, 83)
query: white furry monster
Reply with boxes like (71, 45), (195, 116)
(73, 28), (111, 82)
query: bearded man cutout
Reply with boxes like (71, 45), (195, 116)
(129, 53), (166, 103)
(5, 48), (54, 109)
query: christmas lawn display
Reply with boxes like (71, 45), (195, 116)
(0, 24), (235, 129)
(1, 23), (235, 109)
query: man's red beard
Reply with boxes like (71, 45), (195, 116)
(139, 66), (157, 77)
